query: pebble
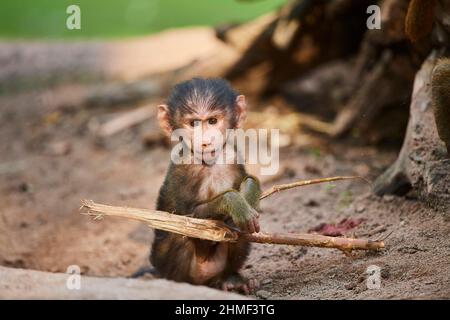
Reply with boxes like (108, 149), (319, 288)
(303, 198), (319, 207)
(345, 282), (357, 290)
(261, 278), (273, 285)
(381, 268), (390, 279)
(18, 182), (32, 193)
(355, 204), (366, 213)
(256, 290), (271, 299)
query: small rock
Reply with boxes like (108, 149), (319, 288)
(381, 268), (390, 279)
(355, 204), (366, 213)
(18, 182), (32, 193)
(303, 198), (319, 207)
(256, 290), (271, 299)
(285, 168), (296, 178)
(345, 282), (357, 290)
(383, 195), (395, 202)
(261, 278), (273, 285)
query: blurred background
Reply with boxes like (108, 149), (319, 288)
(0, 0), (285, 38)
(1, 0), (449, 299)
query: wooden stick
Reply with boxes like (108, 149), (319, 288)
(260, 176), (371, 200)
(80, 200), (238, 242)
(80, 200), (384, 252)
(96, 105), (154, 138)
(242, 232), (383, 251)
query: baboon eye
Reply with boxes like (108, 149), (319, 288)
(208, 118), (218, 125)
(190, 120), (200, 127)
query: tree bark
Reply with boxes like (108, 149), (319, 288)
(372, 0), (450, 212)
(373, 51), (450, 211)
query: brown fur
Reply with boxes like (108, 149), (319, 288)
(150, 162), (250, 286)
(149, 78), (258, 290)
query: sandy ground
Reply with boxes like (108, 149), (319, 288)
(1, 95), (449, 299)
(0, 29), (449, 300)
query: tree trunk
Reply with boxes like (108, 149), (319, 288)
(372, 0), (450, 212)
(372, 51), (450, 212)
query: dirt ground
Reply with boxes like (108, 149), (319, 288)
(1, 29), (449, 300)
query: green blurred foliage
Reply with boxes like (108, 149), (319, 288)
(0, 0), (285, 39)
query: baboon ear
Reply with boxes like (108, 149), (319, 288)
(157, 104), (172, 137)
(235, 95), (247, 128)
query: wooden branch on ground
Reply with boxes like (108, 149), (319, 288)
(242, 232), (384, 251)
(80, 200), (237, 242)
(260, 176), (370, 200)
(94, 105), (155, 138)
(80, 200), (384, 252)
